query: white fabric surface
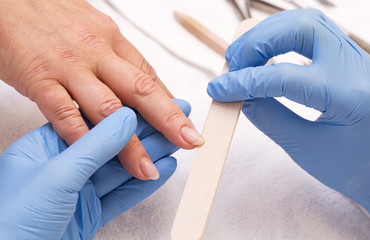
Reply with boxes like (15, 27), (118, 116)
(1, 0), (370, 239)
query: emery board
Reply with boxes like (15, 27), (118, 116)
(171, 18), (260, 240)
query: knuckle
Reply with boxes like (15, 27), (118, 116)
(100, 14), (120, 34)
(96, 98), (122, 118)
(53, 104), (80, 123)
(131, 72), (157, 96)
(78, 30), (105, 50)
(30, 81), (87, 143)
(55, 46), (80, 63)
(140, 60), (157, 79)
(296, 9), (323, 28)
(58, 120), (86, 142)
(306, 9), (324, 17)
(52, 104), (85, 141)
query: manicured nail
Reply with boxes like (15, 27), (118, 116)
(181, 126), (204, 146)
(140, 157), (159, 180)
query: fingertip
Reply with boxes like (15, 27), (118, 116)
(169, 99), (203, 149)
(207, 81), (216, 99)
(225, 45), (233, 63)
(140, 156), (160, 180)
(95, 107), (137, 146)
(167, 156), (177, 172)
(180, 125), (204, 147)
(99, 156), (178, 223)
(155, 156), (177, 179)
(227, 50), (241, 72)
(172, 98), (191, 117)
(207, 76), (227, 102)
(119, 107), (138, 129)
(118, 134), (159, 181)
(225, 40), (240, 63)
(228, 61), (239, 72)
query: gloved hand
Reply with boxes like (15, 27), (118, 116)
(0, 99), (191, 240)
(208, 9), (370, 213)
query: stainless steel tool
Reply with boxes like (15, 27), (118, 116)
(228, 0), (252, 19)
(229, 0), (370, 54)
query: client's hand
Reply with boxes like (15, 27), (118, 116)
(0, 0), (203, 180)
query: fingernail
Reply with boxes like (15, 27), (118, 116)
(140, 157), (160, 180)
(181, 126), (204, 146)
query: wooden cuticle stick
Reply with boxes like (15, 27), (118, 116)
(174, 11), (229, 57)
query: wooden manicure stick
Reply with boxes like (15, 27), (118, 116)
(171, 19), (260, 240)
(174, 11), (229, 57)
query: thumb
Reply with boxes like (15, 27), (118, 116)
(243, 98), (313, 159)
(52, 107), (137, 188)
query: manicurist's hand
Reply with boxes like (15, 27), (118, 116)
(208, 9), (370, 213)
(0, 99), (191, 239)
(0, 0), (203, 180)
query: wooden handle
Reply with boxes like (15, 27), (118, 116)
(171, 18), (260, 240)
(174, 11), (229, 57)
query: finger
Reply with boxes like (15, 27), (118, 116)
(30, 80), (89, 145)
(135, 98), (192, 139)
(91, 98), (191, 197)
(118, 135), (159, 181)
(78, 97), (189, 183)
(247, 99), (370, 205)
(52, 107), (137, 190)
(90, 158), (130, 198)
(242, 98), (315, 168)
(83, 109), (155, 181)
(113, 36), (174, 98)
(119, 99), (190, 180)
(172, 98), (191, 117)
(208, 63), (327, 112)
(242, 98), (334, 176)
(100, 156), (177, 225)
(97, 54), (204, 149)
(243, 98), (311, 146)
(64, 70), (157, 180)
(64, 70), (123, 123)
(226, 9), (337, 71)
(92, 132), (178, 198)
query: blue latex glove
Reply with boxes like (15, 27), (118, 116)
(208, 9), (370, 213)
(0, 99), (191, 239)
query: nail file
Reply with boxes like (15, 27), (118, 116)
(171, 19), (260, 240)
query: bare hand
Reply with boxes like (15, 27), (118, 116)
(0, 0), (203, 180)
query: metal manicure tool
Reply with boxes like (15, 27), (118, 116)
(229, 0), (370, 54)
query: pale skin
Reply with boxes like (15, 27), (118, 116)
(0, 0), (204, 180)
